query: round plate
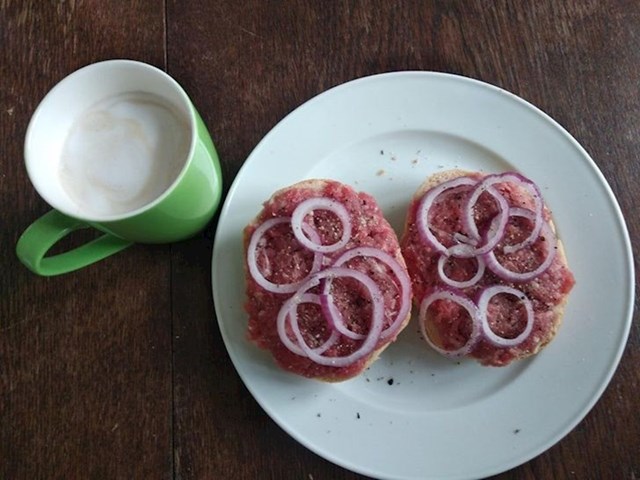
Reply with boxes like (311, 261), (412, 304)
(211, 72), (634, 480)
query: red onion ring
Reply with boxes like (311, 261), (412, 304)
(460, 182), (510, 256)
(437, 254), (486, 289)
(419, 289), (481, 358)
(471, 172), (544, 255)
(247, 217), (324, 294)
(453, 232), (476, 245)
(319, 291), (364, 340)
(277, 267), (385, 367)
(416, 176), (478, 254)
(291, 197), (352, 253)
(329, 246), (412, 339)
(276, 293), (340, 355)
(484, 208), (557, 282)
(477, 285), (534, 347)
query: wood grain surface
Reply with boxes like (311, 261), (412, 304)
(1, 1), (638, 479)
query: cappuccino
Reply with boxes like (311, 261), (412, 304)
(59, 92), (190, 216)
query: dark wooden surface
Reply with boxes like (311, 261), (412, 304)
(1, 1), (638, 479)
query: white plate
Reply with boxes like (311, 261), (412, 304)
(211, 72), (634, 480)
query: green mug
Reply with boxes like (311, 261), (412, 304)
(16, 60), (223, 276)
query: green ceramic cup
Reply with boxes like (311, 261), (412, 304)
(16, 60), (222, 276)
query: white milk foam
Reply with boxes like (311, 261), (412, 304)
(59, 92), (190, 216)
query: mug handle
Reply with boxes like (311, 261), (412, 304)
(16, 210), (133, 276)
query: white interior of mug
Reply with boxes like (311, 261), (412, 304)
(24, 60), (196, 222)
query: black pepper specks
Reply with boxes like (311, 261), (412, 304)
(387, 378), (394, 386)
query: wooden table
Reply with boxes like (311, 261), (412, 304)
(1, 2), (638, 479)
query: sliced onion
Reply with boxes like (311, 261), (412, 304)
(453, 232), (476, 245)
(461, 182), (510, 256)
(247, 217), (324, 294)
(419, 289), (481, 358)
(459, 203), (522, 259)
(319, 291), (364, 340)
(470, 172), (544, 254)
(437, 254), (486, 289)
(330, 246), (412, 339)
(416, 176), (478, 254)
(276, 293), (340, 355)
(477, 285), (534, 347)
(484, 210), (557, 282)
(445, 205), (507, 258)
(291, 197), (352, 253)
(277, 267), (385, 367)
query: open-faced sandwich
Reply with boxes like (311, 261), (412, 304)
(244, 179), (412, 381)
(401, 170), (575, 366)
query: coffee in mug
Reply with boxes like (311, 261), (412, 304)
(59, 92), (190, 216)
